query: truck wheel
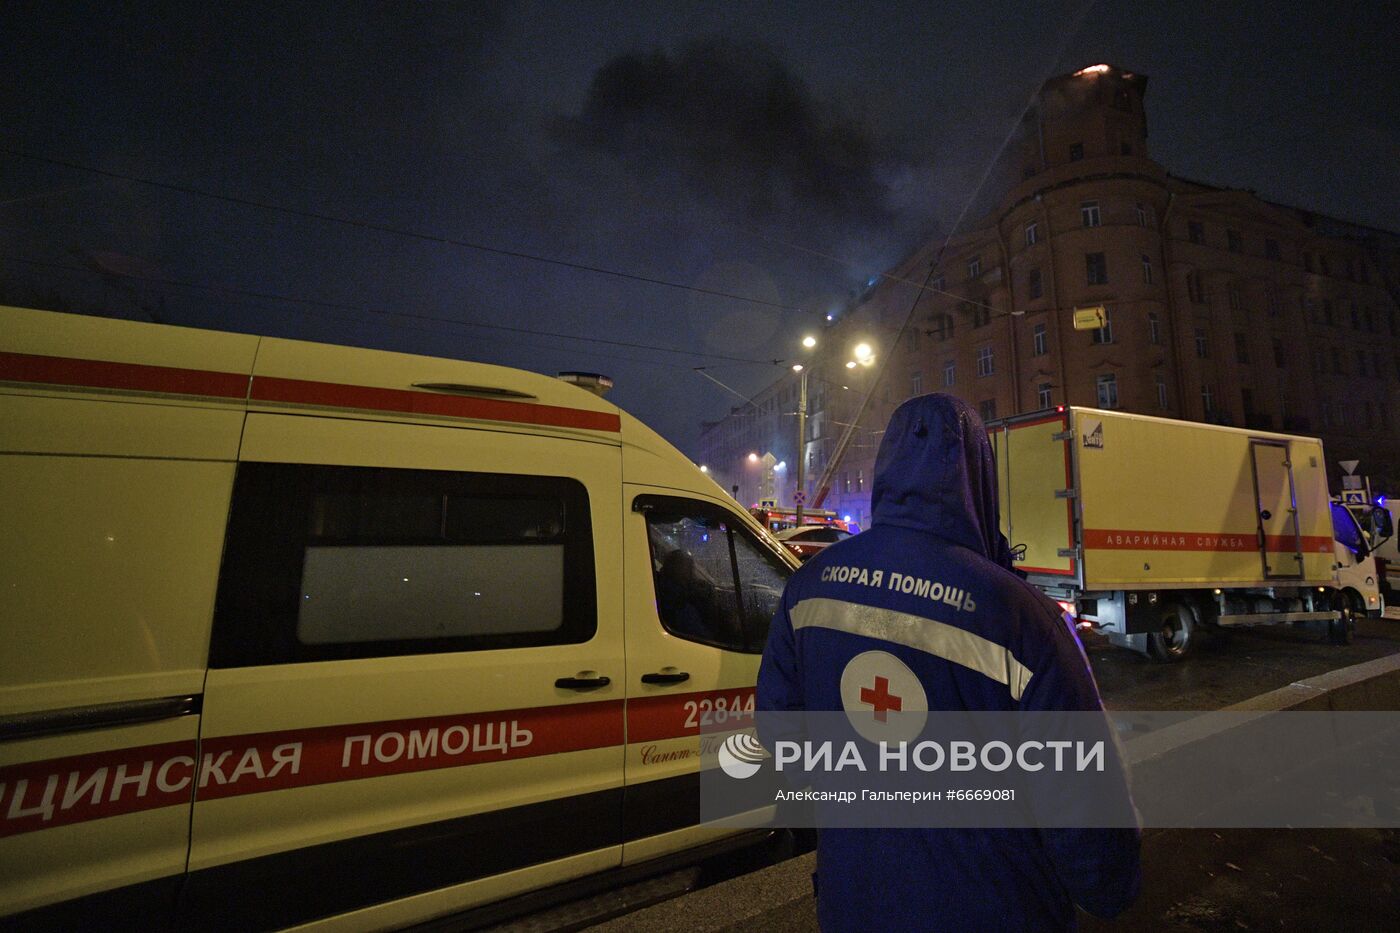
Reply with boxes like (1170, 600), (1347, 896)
(1147, 604), (1195, 662)
(1328, 592), (1357, 645)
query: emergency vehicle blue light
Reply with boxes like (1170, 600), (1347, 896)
(1379, 495), (1388, 507)
(701, 533), (709, 543)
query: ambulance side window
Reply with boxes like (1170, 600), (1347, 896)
(211, 463), (596, 666)
(637, 495), (790, 653)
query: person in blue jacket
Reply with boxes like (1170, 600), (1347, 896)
(757, 393), (1140, 931)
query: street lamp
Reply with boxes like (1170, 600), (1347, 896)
(794, 335), (818, 525)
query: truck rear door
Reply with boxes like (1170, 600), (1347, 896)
(990, 411), (1077, 581)
(1250, 440), (1303, 579)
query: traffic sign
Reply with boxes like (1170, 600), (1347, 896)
(1340, 460), (1360, 475)
(794, 489), (806, 504)
(1072, 306), (1107, 330)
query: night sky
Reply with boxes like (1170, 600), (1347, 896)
(3, 1), (1396, 455)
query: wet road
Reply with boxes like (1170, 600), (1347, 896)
(1087, 616), (1400, 710)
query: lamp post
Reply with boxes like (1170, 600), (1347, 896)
(794, 335), (817, 525)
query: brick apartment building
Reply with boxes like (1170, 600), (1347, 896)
(698, 64), (1400, 527)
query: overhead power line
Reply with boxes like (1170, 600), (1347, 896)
(0, 145), (818, 317)
(0, 254), (783, 367)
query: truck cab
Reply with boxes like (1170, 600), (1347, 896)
(1332, 499), (1392, 616)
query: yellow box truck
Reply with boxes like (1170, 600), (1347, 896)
(988, 407), (1386, 661)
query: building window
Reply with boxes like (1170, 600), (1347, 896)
(1023, 164), (1037, 179)
(1242, 388), (1255, 421)
(1266, 285), (1281, 318)
(1195, 328), (1209, 358)
(1025, 222), (1039, 246)
(1081, 201), (1101, 227)
(1186, 270), (1204, 303)
(1382, 403), (1391, 428)
(1374, 351), (1386, 381)
(1092, 307), (1114, 344)
(1141, 254), (1153, 284)
(1135, 202), (1150, 226)
(972, 304), (991, 328)
(1120, 141), (1133, 156)
(1147, 312), (1161, 345)
(1319, 254), (1330, 276)
(1069, 142), (1084, 161)
(1365, 309), (1376, 333)
(1313, 347), (1327, 374)
(911, 370), (923, 395)
(1350, 303), (1361, 330)
(1096, 373), (1119, 409)
(1155, 375), (1169, 410)
(1359, 261), (1369, 284)
(1323, 299), (1334, 326)
(1227, 229), (1243, 253)
(1234, 332), (1249, 364)
(1265, 238), (1281, 260)
(1201, 384), (1216, 416)
(1332, 348), (1344, 374)
(1303, 252), (1314, 273)
(1273, 339), (1285, 368)
(931, 274), (945, 293)
(976, 346), (995, 377)
(908, 327), (920, 353)
(1086, 252), (1108, 285)
(932, 313), (955, 341)
(967, 256), (981, 279)
(1038, 382), (1053, 409)
(943, 359), (956, 387)
(856, 470), (864, 493)
(1027, 266), (1044, 300)
(979, 399), (997, 421)
(1032, 322), (1048, 356)
(1188, 221), (1205, 245)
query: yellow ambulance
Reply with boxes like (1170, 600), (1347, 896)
(0, 305), (796, 928)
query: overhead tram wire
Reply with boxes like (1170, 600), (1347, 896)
(0, 255), (781, 369)
(0, 145), (819, 319)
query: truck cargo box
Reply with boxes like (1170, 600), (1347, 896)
(989, 408), (1336, 590)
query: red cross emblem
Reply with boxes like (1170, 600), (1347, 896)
(859, 676), (903, 722)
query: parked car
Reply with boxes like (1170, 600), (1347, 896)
(774, 524), (853, 560)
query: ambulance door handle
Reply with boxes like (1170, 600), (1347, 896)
(641, 671), (691, 685)
(555, 674), (611, 690)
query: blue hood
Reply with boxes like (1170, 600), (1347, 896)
(870, 393), (1016, 570)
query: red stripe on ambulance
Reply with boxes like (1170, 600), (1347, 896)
(0, 688), (765, 838)
(0, 700), (623, 839)
(250, 375), (621, 432)
(627, 688), (755, 744)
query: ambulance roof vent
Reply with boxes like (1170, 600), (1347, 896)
(557, 371), (613, 397)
